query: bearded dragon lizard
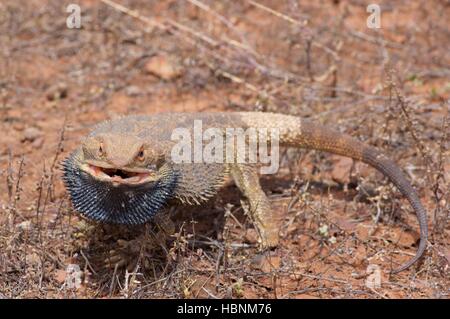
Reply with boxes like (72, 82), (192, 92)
(62, 112), (428, 273)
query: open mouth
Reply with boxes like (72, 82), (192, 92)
(83, 164), (156, 185)
(101, 167), (141, 179)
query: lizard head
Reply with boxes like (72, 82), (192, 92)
(80, 133), (165, 185)
(62, 133), (178, 225)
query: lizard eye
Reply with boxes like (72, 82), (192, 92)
(98, 143), (104, 155)
(137, 149), (145, 161)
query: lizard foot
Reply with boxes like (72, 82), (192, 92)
(104, 236), (159, 271)
(259, 229), (280, 249)
(104, 222), (172, 271)
(240, 200), (280, 249)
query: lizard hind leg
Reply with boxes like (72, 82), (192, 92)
(230, 164), (280, 248)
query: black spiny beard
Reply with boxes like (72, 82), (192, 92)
(61, 151), (177, 225)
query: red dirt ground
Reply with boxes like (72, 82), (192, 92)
(0, 0), (448, 298)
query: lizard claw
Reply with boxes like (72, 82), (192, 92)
(102, 223), (172, 271)
(103, 237), (155, 271)
(104, 239), (141, 270)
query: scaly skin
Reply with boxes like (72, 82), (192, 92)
(62, 112), (428, 273)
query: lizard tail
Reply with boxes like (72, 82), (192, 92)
(240, 112), (428, 273)
(296, 118), (428, 273)
(359, 145), (428, 273)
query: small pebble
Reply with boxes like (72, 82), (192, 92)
(22, 127), (42, 142)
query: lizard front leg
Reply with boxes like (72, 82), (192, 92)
(230, 164), (280, 248)
(104, 212), (175, 270)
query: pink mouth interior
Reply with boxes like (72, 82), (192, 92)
(90, 165), (150, 183)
